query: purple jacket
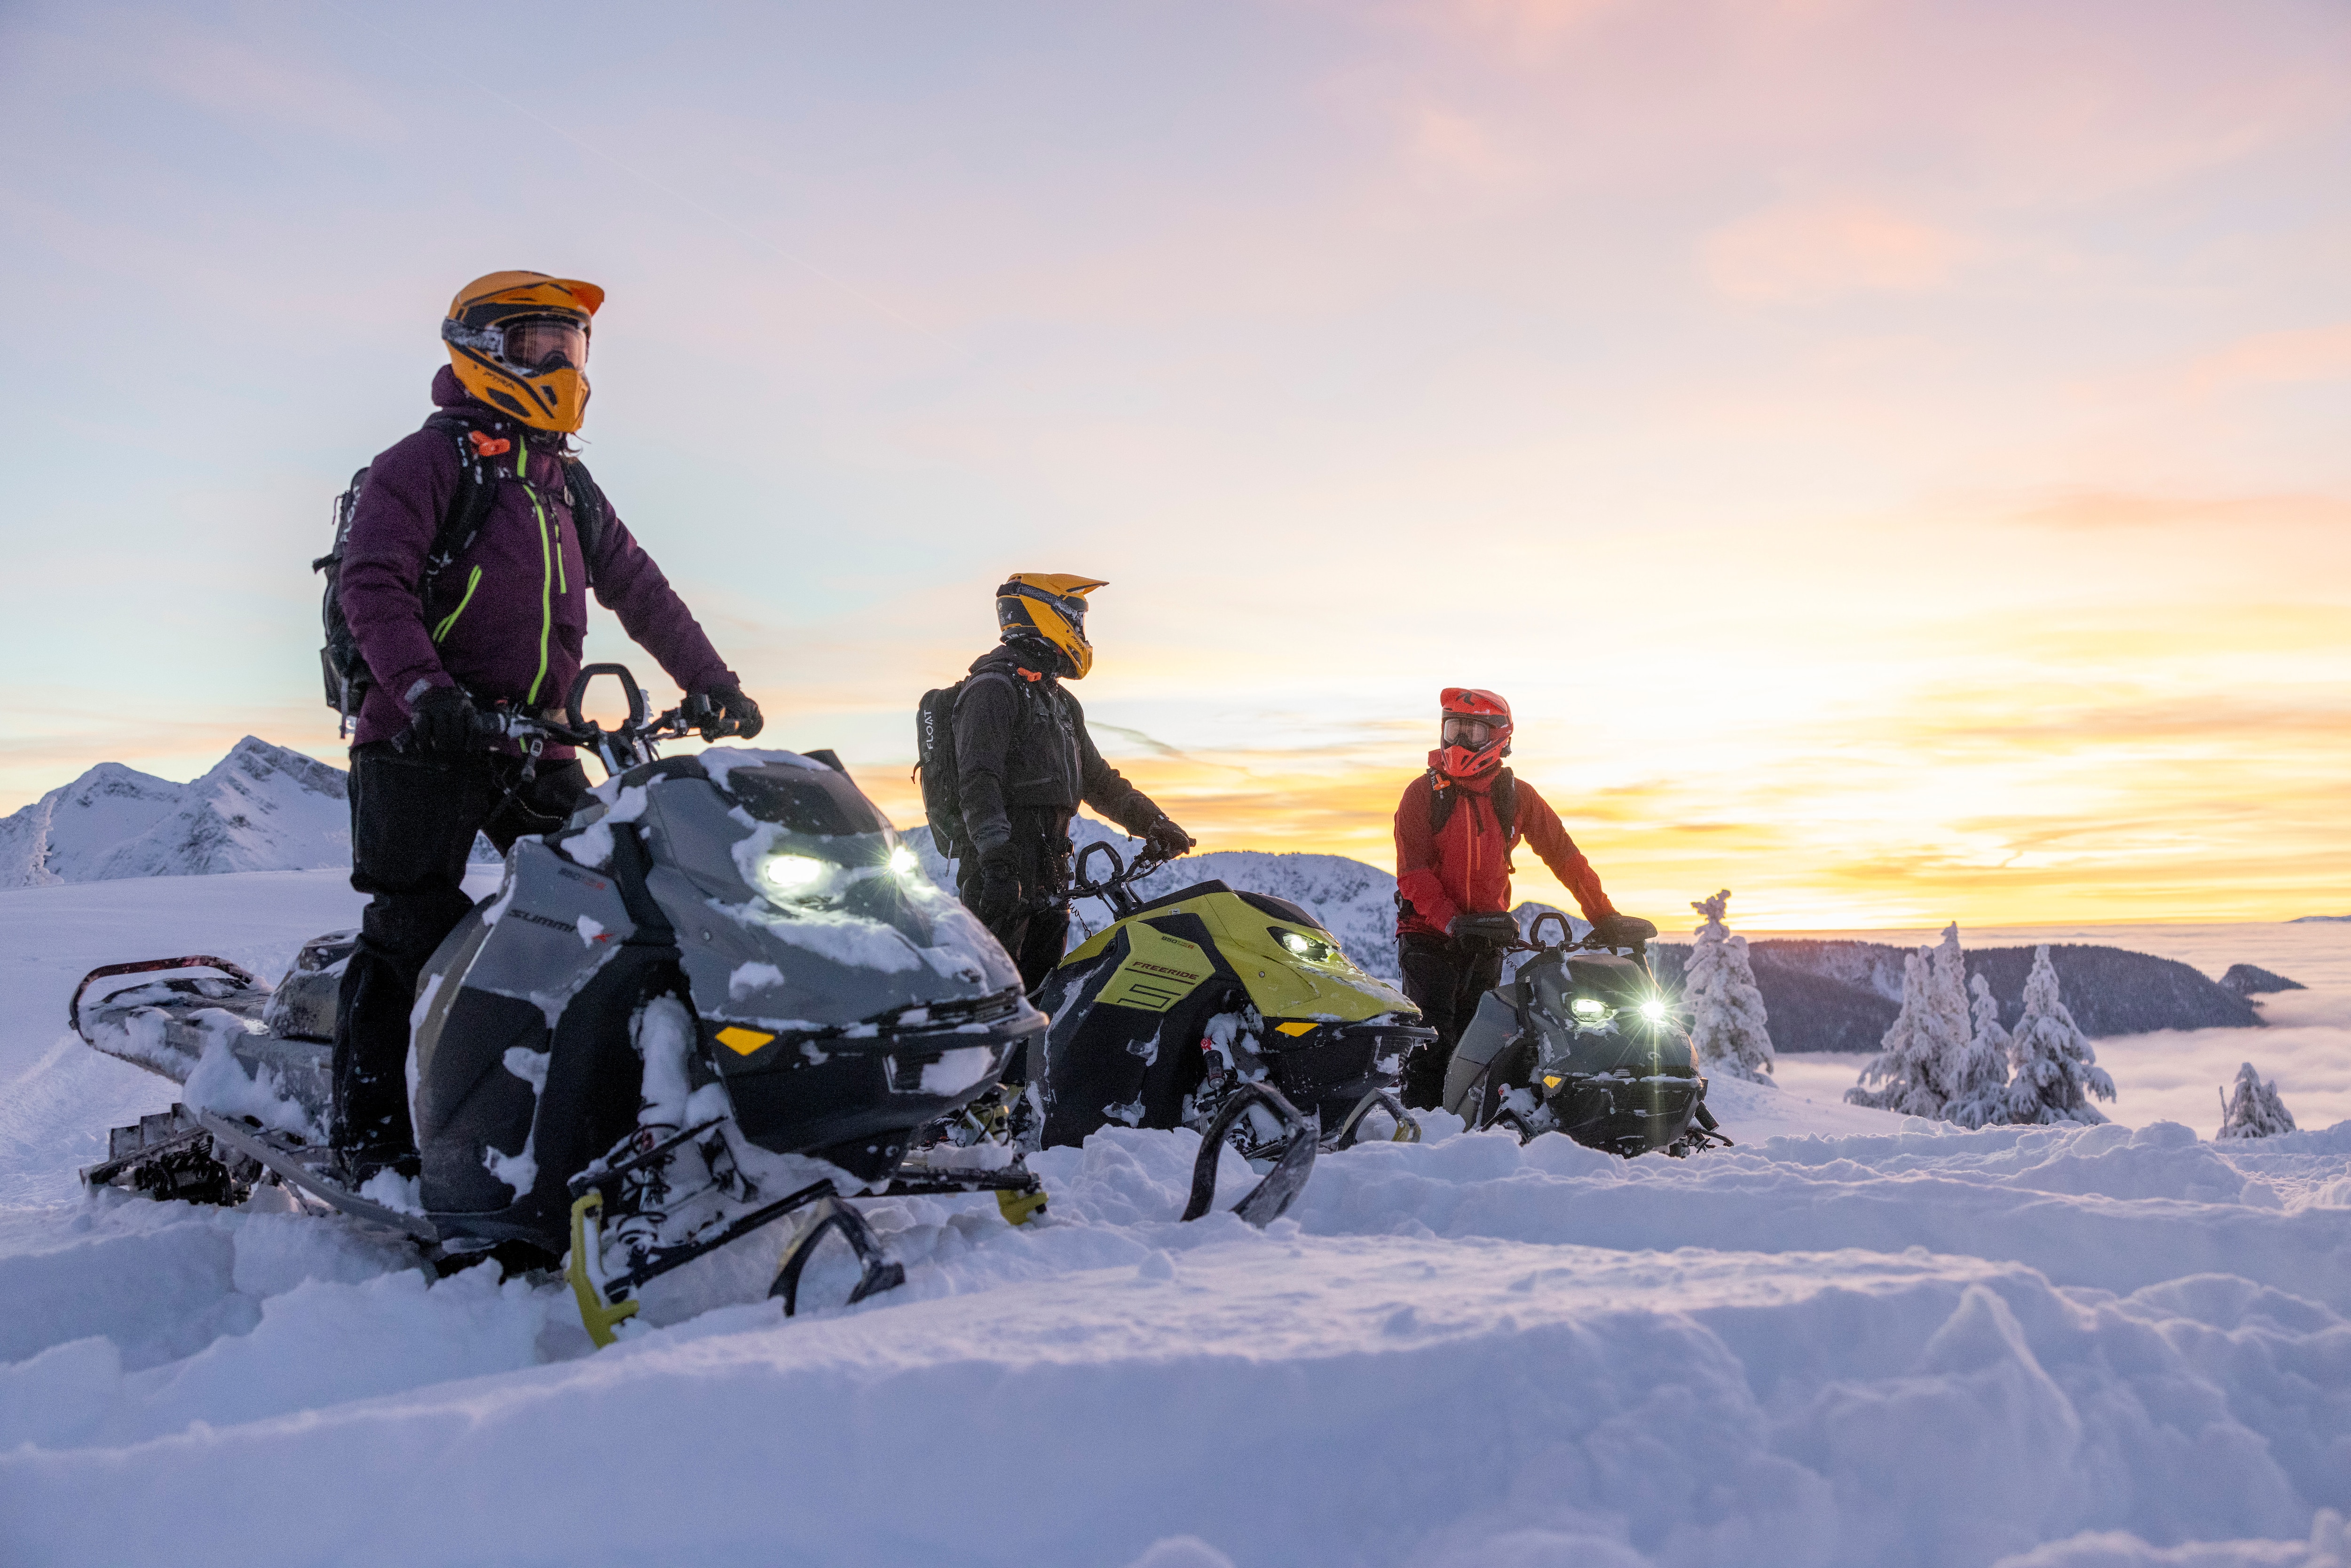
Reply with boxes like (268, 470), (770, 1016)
(339, 368), (736, 751)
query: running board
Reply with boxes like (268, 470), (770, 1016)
(192, 1109), (441, 1243)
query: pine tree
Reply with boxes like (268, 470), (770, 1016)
(1683, 890), (1776, 1084)
(1945, 970), (2016, 1129)
(1848, 945), (1947, 1116)
(2215, 1062), (2296, 1140)
(2003, 945), (2115, 1125)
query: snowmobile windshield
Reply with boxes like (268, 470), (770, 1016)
(727, 771), (887, 839)
(1441, 717), (1498, 748)
(499, 315), (588, 373)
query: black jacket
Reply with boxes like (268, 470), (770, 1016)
(952, 647), (1161, 857)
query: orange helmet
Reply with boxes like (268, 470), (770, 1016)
(997, 573), (1107, 678)
(1436, 687), (1512, 778)
(440, 271), (603, 433)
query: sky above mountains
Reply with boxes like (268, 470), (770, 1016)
(2, 0), (2345, 926)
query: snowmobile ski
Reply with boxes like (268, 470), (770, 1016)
(1180, 1080), (1318, 1224)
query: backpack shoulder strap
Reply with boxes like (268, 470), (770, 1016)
(560, 457), (607, 584)
(1426, 770), (1460, 834)
(418, 411), (504, 578)
(1492, 768), (1518, 843)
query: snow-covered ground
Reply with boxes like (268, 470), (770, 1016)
(2, 872), (2346, 1568)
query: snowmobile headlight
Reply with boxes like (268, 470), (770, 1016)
(1571, 996), (1613, 1023)
(756, 852), (832, 901)
(1273, 928), (1338, 963)
(1638, 997), (1668, 1024)
(888, 844), (921, 876)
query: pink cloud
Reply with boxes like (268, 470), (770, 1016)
(1702, 199), (1972, 302)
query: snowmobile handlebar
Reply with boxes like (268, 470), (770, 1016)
(476, 664), (747, 780)
(1065, 840), (1178, 919)
(1499, 911), (1659, 957)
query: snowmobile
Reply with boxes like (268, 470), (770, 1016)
(1030, 842), (1435, 1224)
(76, 665), (1049, 1345)
(1441, 913), (1730, 1157)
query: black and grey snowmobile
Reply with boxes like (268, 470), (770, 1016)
(77, 665), (1048, 1345)
(1029, 843), (1434, 1224)
(1442, 914), (1731, 1157)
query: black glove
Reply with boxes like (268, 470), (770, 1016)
(1586, 914), (1658, 950)
(976, 846), (1024, 927)
(687, 683), (763, 741)
(1141, 816), (1194, 861)
(404, 686), (479, 753)
(1447, 911), (1522, 950)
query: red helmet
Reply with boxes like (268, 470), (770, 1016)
(1436, 687), (1512, 778)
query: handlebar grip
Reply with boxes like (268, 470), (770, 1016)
(567, 664), (647, 733)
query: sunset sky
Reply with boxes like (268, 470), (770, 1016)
(3, 0), (2345, 927)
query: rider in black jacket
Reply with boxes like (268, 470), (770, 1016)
(952, 575), (1193, 988)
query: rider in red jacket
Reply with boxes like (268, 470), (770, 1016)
(1393, 688), (1628, 1108)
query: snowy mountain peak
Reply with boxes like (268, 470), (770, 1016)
(0, 739), (349, 888)
(0, 761), (182, 887)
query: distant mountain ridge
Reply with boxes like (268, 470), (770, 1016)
(0, 739), (351, 888)
(912, 817), (2259, 1045)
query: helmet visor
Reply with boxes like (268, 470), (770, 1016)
(1441, 716), (1498, 748)
(499, 315), (588, 374)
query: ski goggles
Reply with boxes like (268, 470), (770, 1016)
(1005, 582), (1089, 631)
(442, 314), (590, 375)
(1441, 717), (1499, 748)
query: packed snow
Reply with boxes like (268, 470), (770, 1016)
(1, 869), (2347, 1567)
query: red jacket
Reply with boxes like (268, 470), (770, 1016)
(1394, 761), (1617, 938)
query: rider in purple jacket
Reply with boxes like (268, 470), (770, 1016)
(331, 271), (763, 1176)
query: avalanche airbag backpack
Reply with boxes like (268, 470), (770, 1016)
(315, 414), (609, 731)
(913, 668), (1034, 861)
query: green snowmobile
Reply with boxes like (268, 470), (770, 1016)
(1028, 843), (1435, 1223)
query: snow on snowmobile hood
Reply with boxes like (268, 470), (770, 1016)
(552, 747), (1019, 1028)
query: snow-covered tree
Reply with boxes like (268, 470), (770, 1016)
(2215, 1062), (2296, 1140)
(1849, 922), (2001, 1122)
(1684, 890), (1775, 1084)
(1944, 971), (2016, 1129)
(1848, 945), (1947, 1116)
(2003, 945), (2115, 1125)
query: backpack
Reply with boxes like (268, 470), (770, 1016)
(314, 412), (610, 731)
(913, 667), (1045, 859)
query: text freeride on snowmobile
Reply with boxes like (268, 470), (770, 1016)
(1393, 687), (1643, 1108)
(331, 270), (762, 1178)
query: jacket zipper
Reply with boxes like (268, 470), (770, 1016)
(521, 444), (557, 706)
(430, 566), (483, 644)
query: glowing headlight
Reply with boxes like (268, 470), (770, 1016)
(1275, 929), (1336, 962)
(1638, 997), (1668, 1024)
(757, 853), (830, 900)
(889, 844), (921, 876)
(1570, 996), (1612, 1023)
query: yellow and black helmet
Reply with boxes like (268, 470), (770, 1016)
(440, 271), (603, 433)
(996, 573), (1107, 678)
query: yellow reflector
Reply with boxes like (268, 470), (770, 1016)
(1543, 1074), (1562, 1089)
(714, 1025), (775, 1056)
(1275, 1021), (1318, 1037)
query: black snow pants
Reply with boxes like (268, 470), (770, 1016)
(1396, 931), (1505, 1111)
(954, 812), (1073, 999)
(331, 741), (587, 1157)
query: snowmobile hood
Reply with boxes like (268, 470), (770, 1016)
(1063, 882), (1413, 1024)
(550, 747), (1020, 1030)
